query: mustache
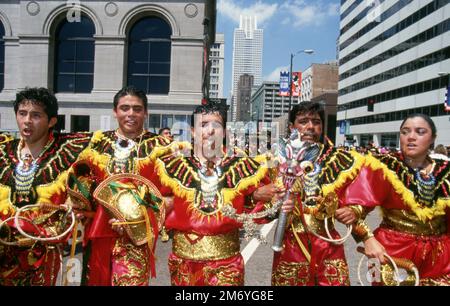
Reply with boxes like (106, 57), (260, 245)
(300, 132), (317, 138)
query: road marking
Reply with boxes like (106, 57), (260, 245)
(242, 220), (276, 264)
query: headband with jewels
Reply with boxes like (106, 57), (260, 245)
(93, 173), (165, 246)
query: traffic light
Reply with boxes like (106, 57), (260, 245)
(367, 99), (374, 112)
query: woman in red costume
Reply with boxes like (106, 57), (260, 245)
(345, 113), (450, 285)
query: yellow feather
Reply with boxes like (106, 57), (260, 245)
(0, 185), (13, 216)
(35, 172), (69, 205)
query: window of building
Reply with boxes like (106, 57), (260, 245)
(148, 114), (161, 133)
(71, 115), (90, 132)
(0, 22), (4, 92)
(54, 15), (95, 93)
(127, 17), (172, 94)
(381, 133), (399, 148)
(55, 115), (66, 132)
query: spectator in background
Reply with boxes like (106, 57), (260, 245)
(430, 144), (449, 161)
(158, 127), (173, 142)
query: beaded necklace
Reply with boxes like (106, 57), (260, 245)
(110, 129), (146, 174)
(14, 135), (54, 203)
(197, 158), (223, 213)
(413, 160), (436, 205)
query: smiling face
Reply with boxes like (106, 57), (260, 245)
(400, 117), (436, 161)
(16, 101), (56, 145)
(193, 112), (225, 160)
(113, 95), (146, 138)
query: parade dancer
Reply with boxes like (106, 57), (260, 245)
(272, 102), (364, 286)
(344, 114), (450, 286)
(69, 86), (170, 286)
(0, 87), (91, 285)
(152, 101), (280, 286)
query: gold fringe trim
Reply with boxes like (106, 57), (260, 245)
(322, 150), (365, 196)
(137, 141), (190, 172)
(76, 147), (110, 174)
(35, 171), (69, 205)
(154, 157), (196, 202)
(154, 146), (269, 206)
(91, 130), (104, 144)
(364, 153), (450, 222)
(0, 185), (12, 216)
(222, 158), (268, 205)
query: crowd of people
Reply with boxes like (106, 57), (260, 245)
(0, 86), (448, 286)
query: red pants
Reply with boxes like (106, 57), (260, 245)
(375, 227), (450, 286)
(272, 229), (350, 286)
(0, 244), (61, 286)
(86, 237), (151, 286)
(168, 253), (244, 286)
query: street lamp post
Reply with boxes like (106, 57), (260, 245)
(438, 72), (450, 111)
(288, 49), (314, 111)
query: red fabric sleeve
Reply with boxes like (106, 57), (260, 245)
(344, 166), (388, 209)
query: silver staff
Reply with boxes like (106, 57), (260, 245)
(272, 131), (319, 252)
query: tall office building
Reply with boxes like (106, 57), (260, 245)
(236, 74), (254, 122)
(231, 15), (263, 121)
(209, 33), (225, 99)
(250, 81), (291, 123)
(336, 0), (450, 147)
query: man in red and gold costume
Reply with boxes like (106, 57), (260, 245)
(344, 114), (450, 286)
(272, 102), (365, 286)
(152, 101), (278, 286)
(0, 87), (91, 286)
(71, 86), (170, 286)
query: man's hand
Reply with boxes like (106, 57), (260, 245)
(109, 218), (125, 236)
(164, 196), (174, 214)
(364, 237), (387, 264)
(335, 207), (357, 225)
(252, 183), (283, 203)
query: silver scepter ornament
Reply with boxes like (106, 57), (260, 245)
(272, 129), (320, 252)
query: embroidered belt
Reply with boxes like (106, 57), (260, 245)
(291, 213), (335, 234)
(173, 230), (240, 261)
(381, 208), (447, 236)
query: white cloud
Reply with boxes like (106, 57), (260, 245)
(281, 0), (340, 28)
(265, 66), (289, 82)
(218, 0), (279, 26)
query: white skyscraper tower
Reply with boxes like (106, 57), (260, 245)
(231, 15), (263, 121)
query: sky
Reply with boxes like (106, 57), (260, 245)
(216, 0), (341, 100)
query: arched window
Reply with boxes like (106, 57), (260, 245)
(54, 15), (95, 93)
(127, 17), (172, 94)
(0, 22), (5, 91)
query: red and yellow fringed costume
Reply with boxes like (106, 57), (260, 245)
(345, 153), (450, 286)
(272, 142), (365, 286)
(0, 132), (91, 286)
(73, 130), (170, 286)
(153, 142), (272, 286)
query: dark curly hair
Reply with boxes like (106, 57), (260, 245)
(190, 99), (228, 127)
(288, 101), (324, 125)
(113, 86), (148, 110)
(14, 87), (58, 119)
